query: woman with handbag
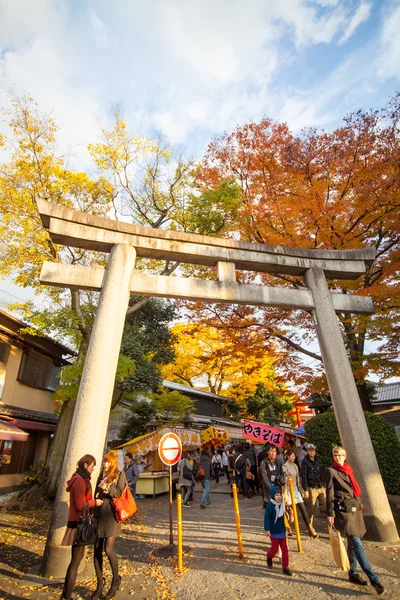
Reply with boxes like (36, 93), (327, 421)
(326, 446), (384, 596)
(92, 451), (126, 600)
(283, 450), (318, 538)
(61, 454), (101, 600)
(178, 451), (193, 507)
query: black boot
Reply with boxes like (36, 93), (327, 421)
(349, 572), (367, 586)
(372, 582), (385, 595)
(91, 577), (105, 599)
(105, 575), (121, 600)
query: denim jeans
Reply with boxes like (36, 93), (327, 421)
(235, 473), (248, 497)
(347, 535), (380, 585)
(200, 479), (210, 506)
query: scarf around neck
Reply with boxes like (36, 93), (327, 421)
(76, 466), (91, 480)
(333, 460), (362, 498)
(270, 499), (285, 523)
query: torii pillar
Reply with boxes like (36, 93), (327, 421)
(305, 268), (398, 542)
(41, 243), (136, 577)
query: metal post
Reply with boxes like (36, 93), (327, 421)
(288, 476), (302, 553)
(169, 465), (174, 547)
(232, 484), (244, 559)
(177, 493), (183, 572)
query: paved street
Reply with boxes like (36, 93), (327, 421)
(0, 481), (399, 599)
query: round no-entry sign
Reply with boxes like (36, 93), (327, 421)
(158, 432), (182, 466)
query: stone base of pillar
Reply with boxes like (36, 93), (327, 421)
(40, 544), (90, 579)
(23, 557), (93, 591)
(363, 513), (399, 543)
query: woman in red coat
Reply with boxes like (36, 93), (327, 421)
(60, 454), (101, 600)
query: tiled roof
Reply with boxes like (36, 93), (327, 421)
(373, 383), (400, 404)
(162, 380), (229, 403)
(0, 404), (58, 424)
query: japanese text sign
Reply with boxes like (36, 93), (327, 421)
(242, 419), (285, 447)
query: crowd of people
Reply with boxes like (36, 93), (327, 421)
(176, 439), (385, 595)
(60, 439), (385, 598)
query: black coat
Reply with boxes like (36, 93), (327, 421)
(95, 470), (126, 538)
(260, 458), (284, 501)
(301, 455), (325, 490)
(325, 466), (366, 538)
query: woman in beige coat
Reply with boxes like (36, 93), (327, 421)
(283, 450), (318, 538)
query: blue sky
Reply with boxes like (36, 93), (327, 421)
(0, 0), (399, 383)
(0, 0), (399, 168)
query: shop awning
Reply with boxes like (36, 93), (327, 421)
(0, 419), (29, 442)
(201, 426), (229, 446)
(113, 428), (201, 459)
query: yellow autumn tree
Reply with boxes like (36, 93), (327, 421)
(162, 323), (293, 414)
(0, 95), (189, 496)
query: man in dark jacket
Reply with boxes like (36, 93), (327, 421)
(199, 449), (211, 508)
(245, 442), (259, 493)
(260, 444), (283, 508)
(234, 444), (249, 498)
(301, 443), (326, 524)
(123, 452), (140, 498)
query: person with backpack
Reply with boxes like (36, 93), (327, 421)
(199, 448), (211, 509)
(178, 451), (193, 508)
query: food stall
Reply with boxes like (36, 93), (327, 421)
(114, 427), (201, 497)
(200, 426), (229, 447)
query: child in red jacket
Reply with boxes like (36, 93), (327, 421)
(264, 485), (292, 576)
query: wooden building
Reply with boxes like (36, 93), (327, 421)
(0, 310), (74, 493)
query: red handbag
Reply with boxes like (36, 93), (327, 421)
(112, 485), (137, 523)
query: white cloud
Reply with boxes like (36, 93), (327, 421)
(339, 1), (372, 44)
(376, 3), (400, 80)
(0, 0), (398, 158)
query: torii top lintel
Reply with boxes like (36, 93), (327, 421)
(37, 200), (375, 281)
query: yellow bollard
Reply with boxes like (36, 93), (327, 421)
(288, 476), (302, 553)
(232, 484), (244, 559)
(177, 492), (183, 572)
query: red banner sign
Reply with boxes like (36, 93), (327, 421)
(242, 419), (285, 447)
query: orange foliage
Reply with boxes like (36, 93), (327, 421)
(195, 95), (400, 398)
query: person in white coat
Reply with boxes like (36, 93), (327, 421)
(178, 451), (193, 507)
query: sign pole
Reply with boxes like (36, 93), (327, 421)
(169, 465), (174, 546)
(153, 431), (191, 558)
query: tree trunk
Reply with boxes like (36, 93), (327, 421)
(356, 382), (373, 412)
(18, 399), (77, 507)
(45, 398), (77, 498)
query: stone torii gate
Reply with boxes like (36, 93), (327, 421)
(37, 200), (398, 577)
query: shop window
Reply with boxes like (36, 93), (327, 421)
(0, 340), (11, 400)
(17, 350), (61, 391)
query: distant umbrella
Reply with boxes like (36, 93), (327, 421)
(293, 425), (306, 436)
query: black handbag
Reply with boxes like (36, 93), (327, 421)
(183, 465), (193, 480)
(74, 503), (98, 546)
